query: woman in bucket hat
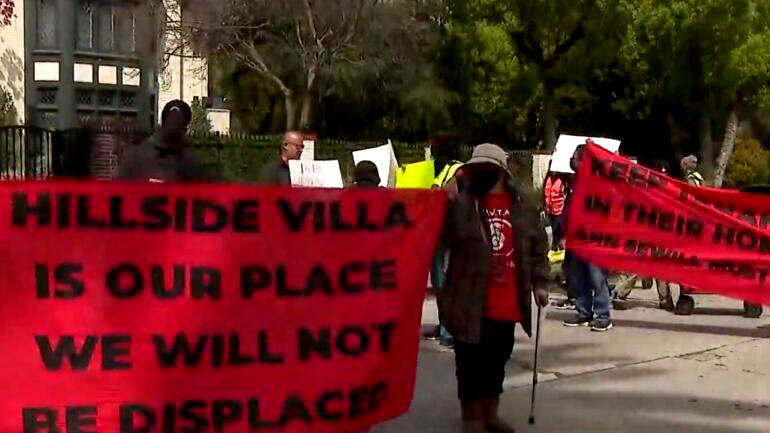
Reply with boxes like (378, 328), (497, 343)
(439, 143), (550, 433)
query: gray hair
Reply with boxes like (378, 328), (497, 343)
(681, 155), (698, 170)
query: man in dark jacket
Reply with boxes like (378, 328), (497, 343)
(562, 144), (613, 331)
(260, 131), (305, 185)
(117, 100), (209, 182)
(440, 143), (549, 433)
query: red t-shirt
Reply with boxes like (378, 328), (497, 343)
(483, 193), (521, 322)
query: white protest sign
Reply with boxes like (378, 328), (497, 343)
(300, 140), (315, 161)
(352, 141), (399, 187)
(550, 135), (621, 173)
(289, 160), (344, 188)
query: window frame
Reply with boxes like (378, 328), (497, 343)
(36, 0), (58, 49)
(74, 0), (138, 54)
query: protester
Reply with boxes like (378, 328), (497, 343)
(675, 155), (704, 310)
(544, 171), (567, 251)
(117, 100), (209, 182)
(260, 131), (305, 185)
(430, 133), (464, 348)
(681, 155), (703, 187)
(352, 161), (381, 188)
(440, 143), (549, 433)
(432, 133), (464, 189)
(552, 170), (577, 310)
(612, 159), (675, 311)
(613, 276), (674, 311)
(562, 144), (613, 331)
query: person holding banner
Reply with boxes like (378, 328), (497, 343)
(562, 144), (614, 331)
(440, 143), (549, 433)
(260, 131), (305, 185)
(612, 160), (676, 312)
(117, 100), (209, 182)
(681, 155), (704, 187)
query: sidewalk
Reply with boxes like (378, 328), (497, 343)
(373, 290), (770, 433)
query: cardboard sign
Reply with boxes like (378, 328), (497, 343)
(300, 140), (316, 161)
(550, 135), (621, 174)
(353, 142), (399, 188)
(567, 144), (770, 305)
(0, 182), (446, 433)
(289, 160), (343, 188)
(395, 160), (435, 189)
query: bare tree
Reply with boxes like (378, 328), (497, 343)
(163, 0), (388, 130)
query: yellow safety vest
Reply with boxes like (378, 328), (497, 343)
(687, 171), (704, 187)
(433, 161), (463, 188)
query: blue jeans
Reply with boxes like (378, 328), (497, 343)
(432, 248), (453, 344)
(569, 255), (611, 321)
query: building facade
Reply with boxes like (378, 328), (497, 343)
(0, 0), (228, 131)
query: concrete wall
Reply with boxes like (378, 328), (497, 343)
(0, 2), (25, 124)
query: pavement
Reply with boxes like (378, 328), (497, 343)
(372, 288), (770, 433)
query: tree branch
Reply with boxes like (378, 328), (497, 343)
(509, 29), (544, 65)
(552, 22), (585, 59)
(301, 0), (323, 53)
(231, 32), (292, 96)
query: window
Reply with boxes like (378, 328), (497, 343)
(97, 4), (115, 52)
(85, 1), (136, 53)
(77, 0), (94, 50)
(116, 6), (136, 53)
(37, 0), (57, 48)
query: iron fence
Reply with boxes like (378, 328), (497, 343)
(0, 127), (544, 188)
(0, 127), (53, 180)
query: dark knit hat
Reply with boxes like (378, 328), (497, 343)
(161, 100), (193, 126)
(354, 161), (381, 187)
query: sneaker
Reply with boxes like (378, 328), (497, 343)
(660, 298), (675, 312)
(439, 336), (454, 349)
(612, 298), (629, 310)
(563, 316), (592, 327)
(554, 299), (576, 310)
(426, 325), (441, 341)
(591, 320), (613, 332)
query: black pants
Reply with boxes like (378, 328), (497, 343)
(550, 213), (563, 251)
(453, 320), (516, 403)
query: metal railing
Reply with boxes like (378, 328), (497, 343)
(0, 126), (53, 180)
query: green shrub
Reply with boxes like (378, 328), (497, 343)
(724, 138), (770, 188)
(186, 133), (449, 183)
(188, 98), (212, 135)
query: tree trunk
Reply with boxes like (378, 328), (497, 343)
(299, 90), (315, 130)
(542, 81), (556, 151)
(299, 69), (317, 130)
(284, 90), (298, 131)
(698, 110), (714, 180)
(713, 104), (741, 188)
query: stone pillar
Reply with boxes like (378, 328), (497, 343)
(57, 0), (76, 129)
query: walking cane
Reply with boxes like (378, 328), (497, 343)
(528, 305), (543, 425)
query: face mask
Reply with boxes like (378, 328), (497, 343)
(468, 170), (500, 195)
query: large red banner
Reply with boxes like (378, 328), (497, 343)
(567, 144), (770, 305)
(0, 182), (445, 433)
